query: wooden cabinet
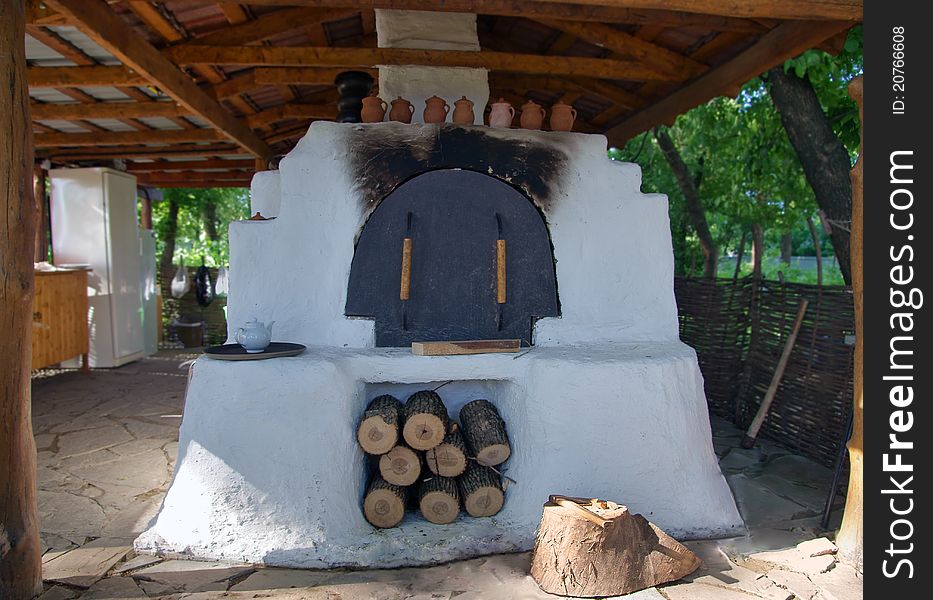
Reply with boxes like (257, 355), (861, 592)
(32, 269), (89, 370)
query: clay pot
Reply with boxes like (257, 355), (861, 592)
(423, 95), (451, 124)
(520, 100), (546, 130)
(549, 101), (578, 132)
(389, 97), (415, 123)
(488, 98), (515, 128)
(361, 94), (388, 123)
(452, 96), (475, 124)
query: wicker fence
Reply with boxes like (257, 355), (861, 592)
(676, 276), (855, 468)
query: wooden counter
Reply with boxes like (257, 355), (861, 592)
(32, 269), (89, 370)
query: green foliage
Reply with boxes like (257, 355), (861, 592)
(615, 28), (862, 283)
(151, 187), (250, 267)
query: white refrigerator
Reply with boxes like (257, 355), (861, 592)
(50, 168), (145, 368)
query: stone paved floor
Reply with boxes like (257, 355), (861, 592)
(31, 350), (861, 600)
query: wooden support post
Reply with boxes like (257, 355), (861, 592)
(34, 165), (49, 262)
(836, 76), (862, 570)
(0, 1), (44, 596)
(140, 193), (153, 230)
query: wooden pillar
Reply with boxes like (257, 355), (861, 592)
(836, 76), (862, 570)
(34, 165), (49, 262)
(140, 192), (153, 230)
(0, 1), (44, 596)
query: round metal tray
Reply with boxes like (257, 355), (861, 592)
(203, 342), (306, 361)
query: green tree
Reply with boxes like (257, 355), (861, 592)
(151, 187), (250, 269)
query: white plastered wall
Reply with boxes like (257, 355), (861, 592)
(375, 10), (488, 125)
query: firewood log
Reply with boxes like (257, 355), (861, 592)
(459, 399), (511, 466)
(418, 476), (460, 524)
(363, 475), (408, 529)
(357, 394), (402, 455)
(378, 443), (421, 486)
(458, 463), (504, 517)
(402, 390), (449, 450)
(530, 496), (701, 596)
(425, 422), (468, 477)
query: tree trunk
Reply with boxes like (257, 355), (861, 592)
(201, 201), (218, 241)
(807, 216), (823, 287)
(751, 224), (764, 279)
(780, 232), (793, 265)
(836, 76), (862, 571)
(0, 1), (44, 595)
(653, 127), (718, 278)
(768, 66), (852, 284)
(159, 198), (180, 275)
(732, 229), (747, 280)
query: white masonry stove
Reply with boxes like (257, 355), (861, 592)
(136, 9), (743, 568)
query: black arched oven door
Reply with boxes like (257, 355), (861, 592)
(346, 169), (559, 347)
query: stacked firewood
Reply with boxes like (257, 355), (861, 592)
(357, 391), (511, 528)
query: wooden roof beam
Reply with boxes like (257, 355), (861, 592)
(44, 0), (271, 159)
(27, 66), (148, 88)
(534, 19), (707, 81)
(38, 143), (242, 161)
(182, 7), (357, 47)
(527, 0), (861, 21)
(605, 20), (854, 146)
(125, 158), (255, 172)
(167, 45), (683, 81)
(246, 103), (337, 128)
(215, 1), (768, 32)
(35, 128), (224, 147)
(252, 66), (374, 87)
(126, 1), (185, 42)
(30, 101), (189, 120)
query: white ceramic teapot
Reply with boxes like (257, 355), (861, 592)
(235, 317), (275, 353)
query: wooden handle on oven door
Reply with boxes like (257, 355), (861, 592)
(400, 237), (412, 300)
(496, 239), (506, 304)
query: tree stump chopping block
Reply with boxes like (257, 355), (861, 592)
(458, 463), (504, 517)
(530, 496), (701, 597)
(357, 394), (402, 455)
(418, 476), (460, 524)
(459, 399), (511, 466)
(402, 390), (449, 450)
(425, 422), (468, 477)
(378, 444), (421, 486)
(363, 475), (408, 528)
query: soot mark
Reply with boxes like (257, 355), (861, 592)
(345, 124), (568, 214)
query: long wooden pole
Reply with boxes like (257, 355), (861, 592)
(836, 76), (863, 570)
(741, 299), (809, 448)
(0, 1), (44, 596)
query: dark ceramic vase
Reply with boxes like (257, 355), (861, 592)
(334, 71), (375, 123)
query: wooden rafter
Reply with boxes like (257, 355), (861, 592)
(246, 103), (337, 127)
(27, 66), (147, 87)
(167, 45), (686, 81)
(125, 158), (255, 172)
(605, 19), (853, 145)
(534, 19), (707, 80)
(253, 66), (376, 87)
(523, 0), (861, 21)
(44, 0), (270, 158)
(34, 128), (223, 147)
(215, 1), (770, 32)
(218, 3), (251, 24)
(181, 7), (356, 47)
(30, 101), (188, 120)
(126, 1), (185, 42)
(37, 143), (242, 161)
